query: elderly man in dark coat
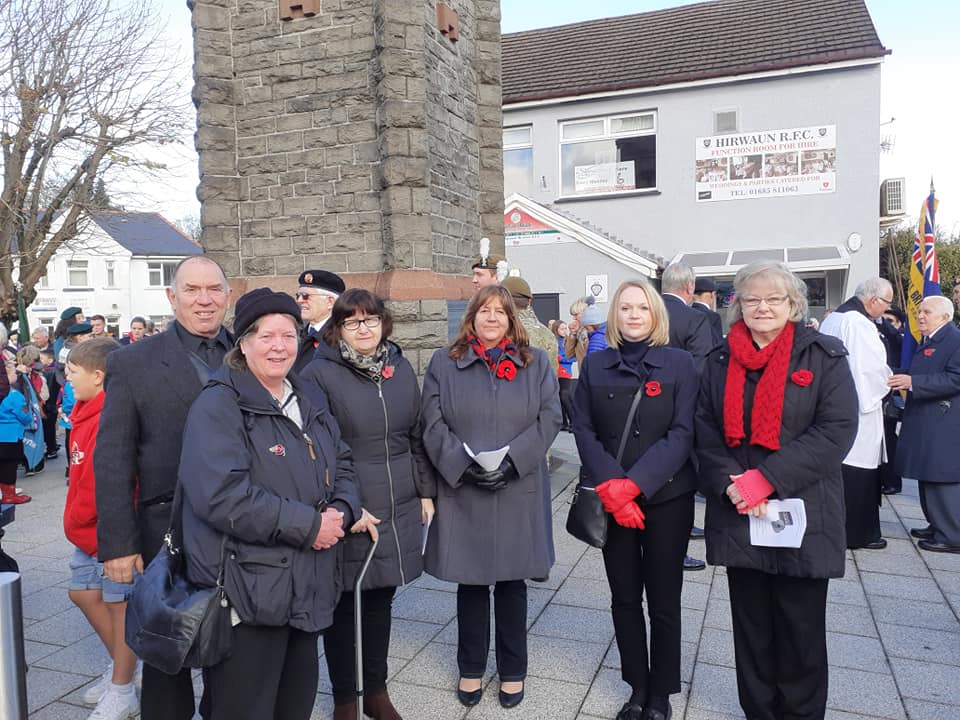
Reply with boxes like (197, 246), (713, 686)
(294, 269), (344, 373)
(890, 295), (960, 553)
(661, 262), (714, 570)
(95, 256), (233, 720)
(692, 277), (724, 345)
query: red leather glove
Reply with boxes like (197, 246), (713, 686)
(595, 477), (641, 514)
(733, 469), (775, 512)
(612, 501), (646, 529)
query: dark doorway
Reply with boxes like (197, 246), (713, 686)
(532, 293), (560, 327)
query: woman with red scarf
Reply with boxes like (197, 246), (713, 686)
(696, 261), (857, 720)
(421, 285), (560, 711)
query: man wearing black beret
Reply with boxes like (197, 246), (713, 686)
(692, 276), (724, 346)
(294, 269), (345, 373)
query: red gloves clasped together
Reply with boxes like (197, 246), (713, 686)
(595, 478), (645, 529)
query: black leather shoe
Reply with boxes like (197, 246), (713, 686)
(641, 705), (673, 720)
(881, 485), (901, 495)
(456, 683), (482, 707)
(859, 539), (887, 550)
(683, 555), (706, 571)
(689, 526), (705, 540)
(615, 702), (645, 720)
(910, 526), (935, 540)
(498, 685), (524, 708)
(918, 539), (960, 554)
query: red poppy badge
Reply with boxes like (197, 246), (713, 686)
(496, 360), (517, 381)
(645, 381), (662, 397)
(791, 370), (814, 387)
(268, 444), (286, 457)
(381, 365), (394, 379)
(924, 348), (935, 357)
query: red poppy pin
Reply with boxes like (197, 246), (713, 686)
(791, 370), (814, 387)
(381, 365), (394, 379)
(645, 381), (662, 397)
(924, 348), (935, 357)
(496, 360), (517, 381)
(268, 444), (286, 457)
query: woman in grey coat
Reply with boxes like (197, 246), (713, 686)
(421, 284), (561, 710)
(301, 289), (437, 720)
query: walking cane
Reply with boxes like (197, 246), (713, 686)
(355, 529), (379, 720)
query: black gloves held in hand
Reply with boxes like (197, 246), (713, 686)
(460, 457), (518, 491)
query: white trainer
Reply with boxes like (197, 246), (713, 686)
(82, 663), (113, 706)
(88, 687), (140, 720)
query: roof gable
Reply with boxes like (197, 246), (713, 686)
(89, 211), (202, 256)
(502, 0), (888, 104)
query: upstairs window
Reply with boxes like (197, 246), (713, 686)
(67, 260), (89, 287)
(503, 125), (534, 197)
(559, 112), (656, 197)
(148, 261), (177, 287)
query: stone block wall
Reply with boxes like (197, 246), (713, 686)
(191, 0), (504, 368)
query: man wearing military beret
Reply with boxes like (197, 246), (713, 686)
(294, 269), (345, 373)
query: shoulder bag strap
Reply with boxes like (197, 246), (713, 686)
(614, 388), (645, 465)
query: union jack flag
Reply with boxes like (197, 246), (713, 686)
(902, 183), (940, 368)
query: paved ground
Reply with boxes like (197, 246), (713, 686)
(5, 432), (960, 719)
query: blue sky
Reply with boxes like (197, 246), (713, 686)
(150, 0), (958, 235)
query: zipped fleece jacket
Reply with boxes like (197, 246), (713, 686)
(180, 366), (361, 631)
(63, 392), (105, 555)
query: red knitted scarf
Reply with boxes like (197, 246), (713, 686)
(723, 320), (795, 451)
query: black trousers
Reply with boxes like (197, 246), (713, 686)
(205, 624), (320, 720)
(42, 412), (58, 454)
(727, 568), (829, 720)
(559, 378), (576, 427)
(879, 414), (900, 492)
(457, 580), (527, 681)
(841, 464), (882, 548)
(601, 491), (692, 700)
(323, 586), (396, 704)
(920, 481), (960, 545)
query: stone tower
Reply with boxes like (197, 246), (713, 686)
(190, 0), (504, 370)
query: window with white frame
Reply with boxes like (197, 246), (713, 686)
(67, 260), (89, 287)
(105, 261), (116, 288)
(559, 112), (657, 197)
(503, 126), (534, 197)
(38, 274), (49, 288)
(148, 261), (177, 287)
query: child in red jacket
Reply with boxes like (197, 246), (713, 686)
(62, 337), (140, 720)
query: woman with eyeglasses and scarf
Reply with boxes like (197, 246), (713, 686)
(696, 261), (857, 720)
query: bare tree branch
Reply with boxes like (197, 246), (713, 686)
(0, 0), (191, 321)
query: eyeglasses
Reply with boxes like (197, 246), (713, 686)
(741, 295), (789, 308)
(876, 296), (894, 306)
(295, 290), (330, 300)
(341, 317), (381, 331)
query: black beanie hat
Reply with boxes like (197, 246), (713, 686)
(233, 288), (301, 339)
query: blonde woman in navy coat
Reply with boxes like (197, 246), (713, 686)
(573, 278), (698, 720)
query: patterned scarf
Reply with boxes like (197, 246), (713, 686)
(339, 340), (389, 380)
(723, 320), (795, 451)
(468, 334), (517, 372)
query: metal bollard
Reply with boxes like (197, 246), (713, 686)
(0, 572), (28, 720)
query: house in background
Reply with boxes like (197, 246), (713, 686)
(501, 0), (889, 325)
(29, 211), (202, 335)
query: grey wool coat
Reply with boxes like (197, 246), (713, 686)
(420, 345), (561, 585)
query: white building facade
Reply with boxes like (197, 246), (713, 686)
(501, 0), (888, 326)
(30, 212), (202, 336)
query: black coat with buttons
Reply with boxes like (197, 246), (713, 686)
(573, 343), (698, 505)
(695, 323), (858, 579)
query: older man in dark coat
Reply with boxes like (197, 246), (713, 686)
(890, 295), (960, 553)
(692, 277), (724, 345)
(95, 256), (233, 720)
(661, 262), (714, 570)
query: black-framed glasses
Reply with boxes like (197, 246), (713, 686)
(341, 317), (382, 331)
(295, 290), (328, 300)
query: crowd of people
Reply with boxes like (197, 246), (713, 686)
(6, 251), (959, 720)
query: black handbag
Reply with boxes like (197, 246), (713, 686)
(125, 485), (232, 675)
(566, 388), (645, 548)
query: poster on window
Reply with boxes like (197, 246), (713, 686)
(695, 125), (836, 202)
(574, 161), (636, 194)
